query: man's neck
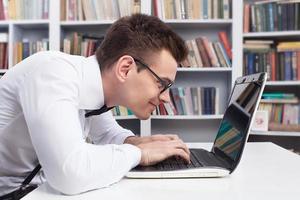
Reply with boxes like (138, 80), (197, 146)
(101, 71), (119, 108)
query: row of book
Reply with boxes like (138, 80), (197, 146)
(181, 32), (231, 68)
(13, 39), (49, 65)
(62, 32), (103, 57)
(112, 87), (219, 116)
(243, 1), (300, 33)
(112, 106), (134, 116)
(153, 87), (219, 116)
(0, 0), (49, 20)
(153, 0), (231, 20)
(243, 40), (300, 81)
(60, 0), (141, 21)
(258, 93), (300, 131)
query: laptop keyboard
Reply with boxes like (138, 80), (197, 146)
(149, 149), (224, 171)
(132, 148), (228, 172)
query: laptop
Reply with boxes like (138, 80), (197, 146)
(126, 72), (267, 178)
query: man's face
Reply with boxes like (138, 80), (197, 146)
(127, 49), (177, 120)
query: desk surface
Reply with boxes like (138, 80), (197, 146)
(23, 142), (300, 200)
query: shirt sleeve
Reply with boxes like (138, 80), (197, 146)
(88, 111), (136, 145)
(18, 54), (141, 195)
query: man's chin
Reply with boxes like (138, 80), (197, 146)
(135, 112), (151, 120)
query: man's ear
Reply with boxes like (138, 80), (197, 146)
(114, 56), (135, 82)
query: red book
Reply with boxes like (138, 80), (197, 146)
(243, 4), (250, 33)
(0, 0), (4, 20)
(202, 37), (218, 67)
(159, 103), (167, 115)
(153, 0), (158, 17)
(218, 32), (232, 60)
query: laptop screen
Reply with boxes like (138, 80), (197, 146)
(212, 73), (266, 170)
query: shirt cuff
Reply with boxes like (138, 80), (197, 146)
(115, 130), (135, 145)
(120, 144), (141, 168)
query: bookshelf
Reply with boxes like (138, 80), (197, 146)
(0, 0), (246, 143)
(243, 0), (300, 151)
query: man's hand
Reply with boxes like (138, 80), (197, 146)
(137, 139), (190, 166)
(124, 135), (190, 166)
(124, 134), (180, 146)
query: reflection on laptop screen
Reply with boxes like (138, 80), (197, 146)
(213, 81), (261, 161)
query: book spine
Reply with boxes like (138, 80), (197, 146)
(195, 37), (211, 67)
(218, 31), (232, 60)
(297, 51), (300, 80)
(243, 4), (250, 33)
(284, 51), (292, 80)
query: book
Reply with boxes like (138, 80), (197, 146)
(218, 31), (232, 60)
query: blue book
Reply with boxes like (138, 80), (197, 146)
(201, 88), (206, 115)
(247, 53), (255, 75)
(203, 0), (208, 19)
(204, 88), (210, 115)
(218, 43), (231, 68)
(268, 3), (274, 31)
(178, 87), (187, 115)
(284, 51), (292, 80)
(22, 41), (30, 59)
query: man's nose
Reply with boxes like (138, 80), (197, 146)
(159, 90), (171, 103)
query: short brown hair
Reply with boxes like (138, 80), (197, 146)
(95, 14), (188, 71)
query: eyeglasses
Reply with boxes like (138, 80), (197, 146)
(133, 58), (174, 94)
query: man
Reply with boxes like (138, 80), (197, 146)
(0, 14), (189, 197)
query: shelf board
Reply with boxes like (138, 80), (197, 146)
(164, 19), (232, 28)
(11, 20), (50, 29)
(113, 115), (137, 120)
(0, 20), (49, 28)
(164, 19), (232, 23)
(61, 20), (115, 26)
(177, 67), (232, 72)
(11, 20), (50, 24)
(251, 130), (300, 137)
(243, 31), (300, 38)
(0, 21), (9, 27)
(151, 115), (223, 120)
(266, 81), (300, 86)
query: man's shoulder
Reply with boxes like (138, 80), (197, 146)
(34, 51), (85, 62)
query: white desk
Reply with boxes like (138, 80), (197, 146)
(22, 142), (300, 200)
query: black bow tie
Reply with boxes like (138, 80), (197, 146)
(85, 105), (114, 118)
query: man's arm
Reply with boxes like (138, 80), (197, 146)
(19, 55), (140, 195)
(88, 112), (190, 166)
(88, 111), (136, 145)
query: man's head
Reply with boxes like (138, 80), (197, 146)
(96, 14), (188, 119)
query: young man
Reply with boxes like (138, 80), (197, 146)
(0, 14), (189, 197)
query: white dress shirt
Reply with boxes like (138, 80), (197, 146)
(0, 51), (141, 195)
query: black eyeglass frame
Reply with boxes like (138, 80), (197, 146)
(133, 58), (174, 94)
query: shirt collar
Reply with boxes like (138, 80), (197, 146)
(79, 55), (104, 109)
